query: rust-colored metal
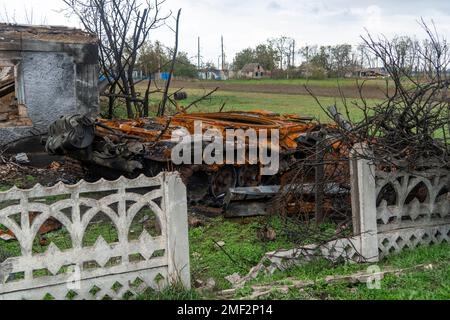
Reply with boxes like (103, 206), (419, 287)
(48, 110), (341, 205)
(97, 110), (322, 151)
(0, 212), (62, 241)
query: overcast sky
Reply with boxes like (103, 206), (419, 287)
(1, 0), (449, 66)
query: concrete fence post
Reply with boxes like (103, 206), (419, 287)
(163, 172), (191, 289)
(350, 143), (379, 262)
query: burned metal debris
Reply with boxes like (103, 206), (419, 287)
(46, 110), (343, 205)
(174, 91), (188, 101)
(224, 183), (349, 218)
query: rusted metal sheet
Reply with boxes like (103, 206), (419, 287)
(46, 110), (342, 205)
(223, 183), (349, 217)
(0, 213), (62, 241)
(97, 111), (322, 151)
(225, 183), (348, 202)
(224, 201), (271, 218)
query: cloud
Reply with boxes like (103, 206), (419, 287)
(267, 1), (281, 11)
(364, 5), (382, 32)
(1, 0), (449, 65)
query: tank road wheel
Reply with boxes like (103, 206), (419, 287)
(184, 171), (210, 205)
(237, 165), (260, 187)
(64, 157), (86, 177)
(210, 165), (237, 199)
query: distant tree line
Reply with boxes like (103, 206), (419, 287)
(135, 34), (448, 81)
(231, 35), (447, 79)
(232, 37), (296, 73)
(137, 41), (198, 79)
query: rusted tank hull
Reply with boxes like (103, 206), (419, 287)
(46, 111), (338, 204)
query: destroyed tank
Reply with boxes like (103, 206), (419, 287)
(45, 111), (335, 205)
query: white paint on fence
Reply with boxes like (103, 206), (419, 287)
(350, 144), (450, 261)
(0, 172), (190, 300)
(375, 169), (450, 258)
(350, 143), (379, 262)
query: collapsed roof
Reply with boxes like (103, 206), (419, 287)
(0, 23), (97, 45)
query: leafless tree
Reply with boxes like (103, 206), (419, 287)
(269, 36), (294, 70)
(1, 5), (48, 25)
(63, 0), (171, 118)
(271, 20), (449, 256)
(311, 19), (449, 172)
(159, 8), (181, 117)
(0, 5), (16, 23)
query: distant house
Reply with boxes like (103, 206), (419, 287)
(130, 70), (170, 81)
(198, 68), (227, 80)
(239, 63), (266, 79)
(348, 67), (389, 78)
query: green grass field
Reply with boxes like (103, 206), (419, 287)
(137, 215), (450, 300)
(1, 79), (447, 300)
(108, 87), (381, 123)
(1, 207), (448, 300)
(202, 78), (390, 88)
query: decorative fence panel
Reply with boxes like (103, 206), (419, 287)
(375, 170), (450, 259)
(350, 143), (450, 262)
(0, 172), (190, 300)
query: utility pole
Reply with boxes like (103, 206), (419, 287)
(287, 51), (290, 79)
(292, 39), (296, 67)
(197, 37), (201, 71)
(156, 41), (162, 73)
(221, 35), (225, 71)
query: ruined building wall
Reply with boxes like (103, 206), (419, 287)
(0, 26), (99, 148)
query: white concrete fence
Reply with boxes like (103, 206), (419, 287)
(350, 144), (450, 262)
(0, 172), (190, 300)
(263, 144), (450, 267)
(0, 144), (448, 299)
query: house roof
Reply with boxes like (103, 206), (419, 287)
(0, 23), (97, 44)
(354, 67), (388, 75)
(241, 63), (263, 73)
(199, 68), (221, 73)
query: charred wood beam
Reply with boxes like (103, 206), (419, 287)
(315, 130), (326, 224)
(225, 184), (348, 203)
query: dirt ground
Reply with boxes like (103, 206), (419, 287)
(0, 161), (80, 190)
(170, 80), (388, 100)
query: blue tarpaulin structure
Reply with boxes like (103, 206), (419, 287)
(160, 72), (170, 80)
